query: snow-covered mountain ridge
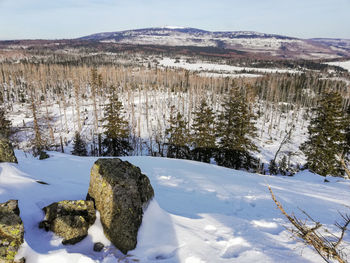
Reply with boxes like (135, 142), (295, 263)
(80, 27), (350, 59)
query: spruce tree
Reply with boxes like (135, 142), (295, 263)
(215, 87), (259, 170)
(102, 86), (132, 156)
(343, 105), (350, 151)
(191, 100), (216, 163)
(268, 160), (278, 175)
(166, 108), (190, 159)
(300, 92), (347, 177)
(343, 106), (350, 178)
(278, 156), (288, 176)
(71, 132), (87, 156)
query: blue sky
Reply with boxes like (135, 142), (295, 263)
(0, 0), (349, 40)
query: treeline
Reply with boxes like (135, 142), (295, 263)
(229, 58), (348, 72)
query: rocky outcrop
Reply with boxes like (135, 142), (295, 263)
(0, 200), (24, 263)
(87, 158), (154, 254)
(0, 138), (17, 163)
(39, 200), (96, 245)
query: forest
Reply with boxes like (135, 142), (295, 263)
(1, 51), (350, 177)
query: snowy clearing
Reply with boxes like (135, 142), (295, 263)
(159, 58), (300, 74)
(326, 60), (350, 71)
(1, 151), (349, 262)
(197, 72), (261, 78)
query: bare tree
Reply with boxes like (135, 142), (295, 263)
(269, 186), (350, 263)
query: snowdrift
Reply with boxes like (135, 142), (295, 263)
(0, 151), (349, 263)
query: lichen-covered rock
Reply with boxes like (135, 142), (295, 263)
(39, 200), (96, 245)
(0, 200), (24, 263)
(0, 138), (17, 163)
(87, 158), (154, 254)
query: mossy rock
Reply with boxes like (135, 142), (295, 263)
(0, 200), (24, 263)
(39, 200), (96, 245)
(0, 138), (17, 163)
(87, 158), (154, 254)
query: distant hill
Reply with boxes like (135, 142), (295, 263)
(1, 27), (349, 61)
(80, 27), (350, 60)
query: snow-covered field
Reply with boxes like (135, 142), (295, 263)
(326, 60), (350, 72)
(159, 58), (300, 74)
(1, 151), (349, 262)
(197, 72), (261, 78)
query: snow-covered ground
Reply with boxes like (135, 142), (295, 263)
(197, 72), (261, 78)
(1, 151), (349, 262)
(159, 58), (300, 74)
(326, 60), (350, 72)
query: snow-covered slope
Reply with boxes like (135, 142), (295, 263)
(1, 151), (349, 262)
(80, 27), (350, 59)
(312, 38), (350, 52)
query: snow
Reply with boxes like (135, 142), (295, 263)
(197, 72), (261, 78)
(163, 26), (186, 29)
(326, 60), (350, 71)
(159, 58), (300, 74)
(1, 151), (349, 262)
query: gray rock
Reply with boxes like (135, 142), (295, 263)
(93, 242), (104, 252)
(0, 200), (24, 263)
(87, 158), (154, 254)
(0, 138), (17, 163)
(39, 200), (96, 245)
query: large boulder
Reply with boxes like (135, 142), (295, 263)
(0, 200), (24, 263)
(87, 158), (154, 254)
(0, 138), (17, 163)
(39, 200), (96, 245)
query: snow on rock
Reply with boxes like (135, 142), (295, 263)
(0, 151), (349, 262)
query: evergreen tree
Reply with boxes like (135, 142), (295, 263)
(71, 132), (87, 156)
(343, 105), (350, 153)
(191, 100), (216, 163)
(215, 87), (259, 170)
(342, 106), (350, 178)
(30, 93), (46, 156)
(102, 86), (132, 156)
(268, 160), (278, 175)
(300, 92), (347, 177)
(166, 108), (190, 159)
(278, 155), (288, 176)
(0, 108), (11, 139)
